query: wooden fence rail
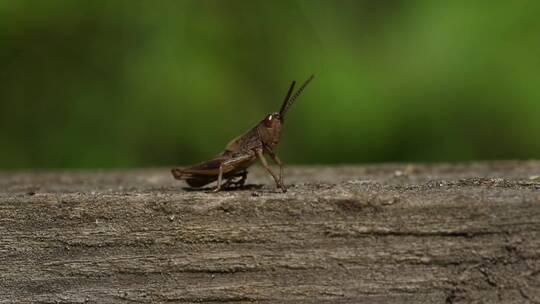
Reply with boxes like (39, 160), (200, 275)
(1, 162), (539, 303)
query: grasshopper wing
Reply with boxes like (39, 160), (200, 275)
(172, 157), (227, 188)
(172, 157), (228, 178)
(172, 154), (255, 188)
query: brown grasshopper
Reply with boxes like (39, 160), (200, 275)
(171, 75), (314, 192)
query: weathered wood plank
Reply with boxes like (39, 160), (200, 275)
(1, 162), (540, 303)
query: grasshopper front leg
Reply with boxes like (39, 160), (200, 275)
(267, 150), (284, 186)
(256, 149), (286, 192)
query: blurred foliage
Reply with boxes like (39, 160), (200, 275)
(1, 1), (539, 169)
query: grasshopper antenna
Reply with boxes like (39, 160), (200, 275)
(279, 80), (296, 119)
(279, 74), (314, 121)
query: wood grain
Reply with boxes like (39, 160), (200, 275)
(1, 162), (539, 303)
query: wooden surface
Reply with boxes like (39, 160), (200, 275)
(1, 162), (540, 303)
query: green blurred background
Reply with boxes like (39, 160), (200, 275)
(1, 1), (539, 169)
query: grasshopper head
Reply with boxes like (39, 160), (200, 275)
(258, 112), (283, 150)
(258, 75), (314, 151)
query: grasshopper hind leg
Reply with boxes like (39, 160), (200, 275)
(210, 154), (254, 192)
(212, 165), (224, 192)
(230, 171), (248, 188)
(218, 171), (248, 190)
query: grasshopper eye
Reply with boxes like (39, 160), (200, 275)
(264, 114), (274, 127)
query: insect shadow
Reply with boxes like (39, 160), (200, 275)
(182, 183), (264, 192)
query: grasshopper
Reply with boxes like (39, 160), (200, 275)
(171, 75), (314, 192)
